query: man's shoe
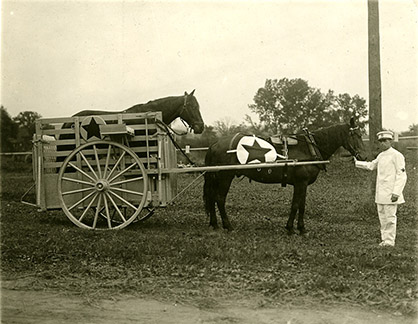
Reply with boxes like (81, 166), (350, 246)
(379, 242), (394, 247)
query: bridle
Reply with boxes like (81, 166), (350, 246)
(178, 94), (192, 132)
(178, 94), (203, 133)
(159, 94), (199, 136)
(346, 126), (363, 160)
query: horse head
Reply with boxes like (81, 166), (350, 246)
(179, 90), (205, 134)
(342, 117), (367, 161)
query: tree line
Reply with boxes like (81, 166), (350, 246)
(177, 78), (416, 149)
(1, 107), (41, 152)
(1, 78), (417, 152)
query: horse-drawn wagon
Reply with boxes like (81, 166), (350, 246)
(22, 91), (366, 233)
(29, 112), (181, 229)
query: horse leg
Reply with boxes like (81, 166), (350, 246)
(296, 184), (308, 235)
(203, 173), (219, 229)
(285, 184), (303, 235)
(216, 173), (234, 231)
(208, 198), (218, 230)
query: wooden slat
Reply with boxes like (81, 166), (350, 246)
(39, 117), (74, 124)
(42, 145), (159, 157)
(126, 124), (158, 129)
(127, 146), (159, 153)
(130, 135), (158, 141)
(41, 129), (74, 136)
(37, 112), (161, 124)
(43, 139), (77, 146)
(44, 157), (158, 169)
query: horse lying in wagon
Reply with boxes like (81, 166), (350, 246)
(27, 91), (205, 230)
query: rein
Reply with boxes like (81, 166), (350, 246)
(155, 119), (195, 165)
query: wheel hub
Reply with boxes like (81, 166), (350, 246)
(95, 179), (110, 192)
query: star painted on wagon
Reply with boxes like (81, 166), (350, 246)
(82, 117), (101, 139)
(242, 139), (272, 163)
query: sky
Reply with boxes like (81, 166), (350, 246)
(1, 0), (417, 132)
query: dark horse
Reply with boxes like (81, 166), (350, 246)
(58, 90), (204, 157)
(203, 117), (366, 234)
(70, 90), (204, 134)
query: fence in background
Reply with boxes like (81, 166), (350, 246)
(1, 135), (418, 158)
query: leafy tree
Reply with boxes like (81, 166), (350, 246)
(243, 115), (270, 136)
(400, 124), (418, 136)
(330, 93), (368, 131)
(13, 111), (41, 135)
(213, 117), (247, 137)
(0, 106), (18, 152)
(249, 78), (368, 134)
(198, 126), (218, 147)
(176, 126), (218, 148)
(13, 111), (42, 151)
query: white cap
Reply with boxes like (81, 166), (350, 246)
(377, 130), (394, 141)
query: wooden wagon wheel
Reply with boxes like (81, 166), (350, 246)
(58, 140), (148, 229)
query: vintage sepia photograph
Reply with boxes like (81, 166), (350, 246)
(1, 0), (417, 323)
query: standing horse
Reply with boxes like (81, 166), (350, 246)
(203, 117), (366, 234)
(69, 90), (204, 134)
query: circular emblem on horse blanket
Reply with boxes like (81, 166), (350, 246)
(236, 136), (277, 164)
(80, 116), (106, 141)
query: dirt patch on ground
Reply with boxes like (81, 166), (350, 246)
(2, 288), (416, 324)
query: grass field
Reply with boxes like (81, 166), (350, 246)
(1, 150), (417, 317)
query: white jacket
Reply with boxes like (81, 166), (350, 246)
(355, 147), (407, 204)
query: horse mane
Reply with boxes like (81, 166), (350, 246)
(126, 95), (183, 112)
(144, 96), (182, 106)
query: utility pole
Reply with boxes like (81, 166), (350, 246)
(368, 0), (382, 149)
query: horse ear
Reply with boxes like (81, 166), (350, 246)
(184, 91), (188, 96)
(190, 89), (195, 96)
(350, 117), (356, 128)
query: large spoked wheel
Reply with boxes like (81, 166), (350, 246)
(58, 140), (148, 230)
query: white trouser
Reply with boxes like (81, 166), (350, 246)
(377, 204), (397, 246)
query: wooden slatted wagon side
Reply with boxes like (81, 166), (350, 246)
(29, 112), (178, 229)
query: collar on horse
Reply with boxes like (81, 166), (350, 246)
(302, 128), (326, 171)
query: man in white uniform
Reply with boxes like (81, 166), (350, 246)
(354, 130), (407, 247)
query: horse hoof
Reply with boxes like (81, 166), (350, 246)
(286, 229), (295, 235)
(298, 229), (308, 236)
(285, 225), (295, 235)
